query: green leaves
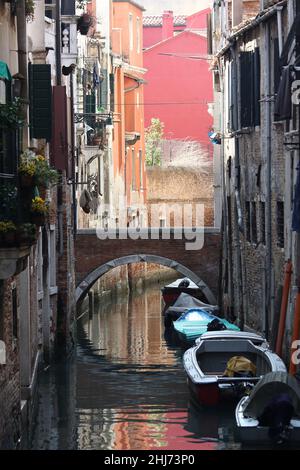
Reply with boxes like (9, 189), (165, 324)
(145, 118), (164, 166)
(0, 98), (24, 129)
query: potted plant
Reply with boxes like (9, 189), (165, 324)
(34, 155), (59, 190)
(0, 98), (24, 129)
(0, 221), (17, 247)
(18, 156), (36, 187)
(16, 223), (37, 245)
(77, 13), (95, 35)
(31, 197), (48, 226)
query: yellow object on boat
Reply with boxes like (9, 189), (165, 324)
(223, 356), (256, 377)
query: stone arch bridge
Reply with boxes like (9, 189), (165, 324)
(75, 227), (221, 305)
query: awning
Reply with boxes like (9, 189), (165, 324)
(0, 61), (12, 81)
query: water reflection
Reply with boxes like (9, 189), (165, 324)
(31, 281), (243, 450)
(75, 283), (229, 450)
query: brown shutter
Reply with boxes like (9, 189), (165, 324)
(50, 86), (68, 174)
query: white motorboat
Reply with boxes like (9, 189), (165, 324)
(183, 331), (286, 406)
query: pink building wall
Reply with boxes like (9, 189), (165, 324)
(143, 11), (213, 154)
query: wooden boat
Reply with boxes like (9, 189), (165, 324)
(164, 292), (219, 327)
(161, 278), (207, 311)
(183, 331), (287, 406)
(173, 308), (240, 344)
(236, 372), (300, 445)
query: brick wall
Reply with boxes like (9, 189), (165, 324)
(0, 278), (21, 449)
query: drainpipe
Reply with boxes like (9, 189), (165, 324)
(276, 5), (284, 55)
(231, 45), (245, 330)
(219, 63), (230, 312)
(265, 22), (272, 341)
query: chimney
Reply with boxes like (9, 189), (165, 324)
(162, 10), (174, 40)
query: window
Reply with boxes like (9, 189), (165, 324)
(29, 64), (52, 141)
(136, 17), (141, 54)
(239, 48), (261, 128)
(109, 73), (115, 111)
(277, 201), (284, 248)
(260, 201), (266, 245)
(0, 75), (18, 177)
(129, 13), (133, 51)
(131, 147), (136, 190)
(139, 150), (143, 190)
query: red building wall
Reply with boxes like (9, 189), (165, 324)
(143, 29), (213, 151)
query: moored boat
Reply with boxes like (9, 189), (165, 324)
(183, 331), (286, 406)
(235, 372), (300, 445)
(173, 308), (239, 344)
(161, 278), (207, 311)
(164, 292), (219, 327)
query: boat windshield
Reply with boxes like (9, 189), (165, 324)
(178, 309), (216, 322)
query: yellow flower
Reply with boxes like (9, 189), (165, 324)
(31, 197), (48, 214)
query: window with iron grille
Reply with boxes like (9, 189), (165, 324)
(245, 201), (251, 242)
(251, 202), (257, 244)
(277, 201), (285, 248)
(260, 201), (266, 245)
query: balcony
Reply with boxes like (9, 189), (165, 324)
(61, 14), (78, 66)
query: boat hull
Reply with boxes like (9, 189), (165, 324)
(236, 396), (300, 444)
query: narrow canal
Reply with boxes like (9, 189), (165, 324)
(30, 278), (241, 450)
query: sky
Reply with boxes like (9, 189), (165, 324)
(138, 0), (212, 16)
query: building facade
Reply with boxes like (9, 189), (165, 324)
(0, 0), (77, 448)
(211, 0), (300, 359)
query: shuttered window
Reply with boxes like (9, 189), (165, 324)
(253, 47), (261, 126)
(61, 0), (75, 15)
(240, 52), (253, 128)
(239, 49), (261, 128)
(274, 38), (281, 94)
(29, 64), (52, 141)
(109, 73), (115, 112)
(100, 69), (108, 109)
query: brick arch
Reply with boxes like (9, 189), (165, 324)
(75, 253), (217, 305)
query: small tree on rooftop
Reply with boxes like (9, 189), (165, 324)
(145, 118), (164, 166)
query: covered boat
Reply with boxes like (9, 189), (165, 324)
(161, 278), (207, 311)
(173, 308), (239, 344)
(164, 293), (219, 327)
(183, 331), (286, 406)
(236, 372), (300, 445)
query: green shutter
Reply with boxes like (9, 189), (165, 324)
(29, 64), (52, 141)
(85, 93), (96, 128)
